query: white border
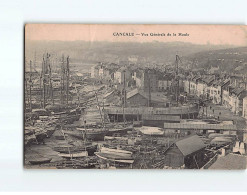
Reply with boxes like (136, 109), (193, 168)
(0, 0), (247, 192)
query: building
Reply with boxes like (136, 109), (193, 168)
(209, 153), (247, 169)
(243, 96), (247, 119)
(126, 88), (168, 107)
(157, 74), (173, 92)
(163, 135), (206, 169)
(229, 88), (246, 115)
(207, 80), (222, 104)
(189, 76), (201, 95)
(126, 89), (148, 107)
(91, 65), (99, 78)
(114, 67), (131, 84)
(142, 69), (158, 92)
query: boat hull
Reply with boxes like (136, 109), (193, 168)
(58, 151), (88, 159)
(95, 152), (134, 164)
(29, 158), (52, 165)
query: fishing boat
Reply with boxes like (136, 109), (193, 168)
(138, 126), (164, 136)
(58, 151), (88, 159)
(53, 130), (67, 140)
(63, 129), (85, 139)
(210, 137), (234, 145)
(106, 124), (133, 136)
(95, 152), (134, 164)
(24, 134), (37, 146)
(85, 129), (108, 141)
(99, 146), (133, 158)
(34, 130), (47, 143)
(29, 157), (52, 165)
(53, 143), (97, 156)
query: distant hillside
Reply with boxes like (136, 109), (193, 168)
(185, 47), (247, 74)
(25, 40), (232, 66)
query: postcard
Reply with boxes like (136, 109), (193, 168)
(24, 24), (247, 169)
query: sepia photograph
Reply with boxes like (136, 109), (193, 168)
(24, 24), (247, 169)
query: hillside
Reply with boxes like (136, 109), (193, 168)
(25, 40), (231, 65)
(185, 47), (247, 74)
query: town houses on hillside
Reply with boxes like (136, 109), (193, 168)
(91, 61), (247, 117)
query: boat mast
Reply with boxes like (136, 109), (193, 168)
(175, 55), (180, 106)
(66, 56), (70, 106)
(148, 69), (151, 107)
(40, 59), (43, 108)
(48, 56), (54, 105)
(42, 55), (46, 108)
(95, 90), (104, 128)
(60, 55), (65, 105)
(123, 69), (126, 124)
(29, 60), (32, 111)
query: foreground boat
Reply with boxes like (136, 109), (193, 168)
(95, 152), (134, 164)
(58, 151), (88, 159)
(106, 125), (133, 136)
(53, 144), (97, 156)
(29, 157), (52, 165)
(100, 146), (133, 157)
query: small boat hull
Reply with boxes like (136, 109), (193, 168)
(58, 151), (88, 159)
(95, 152), (134, 164)
(29, 158), (52, 165)
(100, 147), (132, 158)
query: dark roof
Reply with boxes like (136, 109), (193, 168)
(175, 135), (205, 156)
(231, 88), (245, 96)
(192, 76), (201, 82)
(209, 154), (247, 170)
(126, 89), (144, 99)
(201, 76), (215, 85)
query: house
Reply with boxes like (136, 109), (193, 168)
(126, 88), (168, 107)
(132, 69), (143, 88)
(98, 65), (104, 79)
(142, 69), (158, 92)
(132, 68), (158, 92)
(114, 67), (131, 84)
(163, 135), (206, 169)
(157, 73), (173, 92)
(126, 89), (148, 107)
(222, 83), (235, 108)
(243, 96), (247, 119)
(91, 65), (99, 78)
(189, 76), (201, 95)
(208, 80), (222, 104)
(229, 88), (247, 115)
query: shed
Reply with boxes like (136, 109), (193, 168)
(164, 135), (206, 168)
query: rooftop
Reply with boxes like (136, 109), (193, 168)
(175, 135), (205, 156)
(209, 154), (247, 170)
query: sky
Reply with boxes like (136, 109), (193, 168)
(25, 24), (247, 46)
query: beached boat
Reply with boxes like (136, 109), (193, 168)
(24, 134), (37, 146)
(29, 157), (52, 165)
(210, 137), (234, 145)
(100, 146), (133, 158)
(58, 151), (88, 159)
(95, 152), (134, 164)
(106, 124), (133, 136)
(53, 144), (97, 156)
(71, 128), (108, 141)
(138, 126), (164, 136)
